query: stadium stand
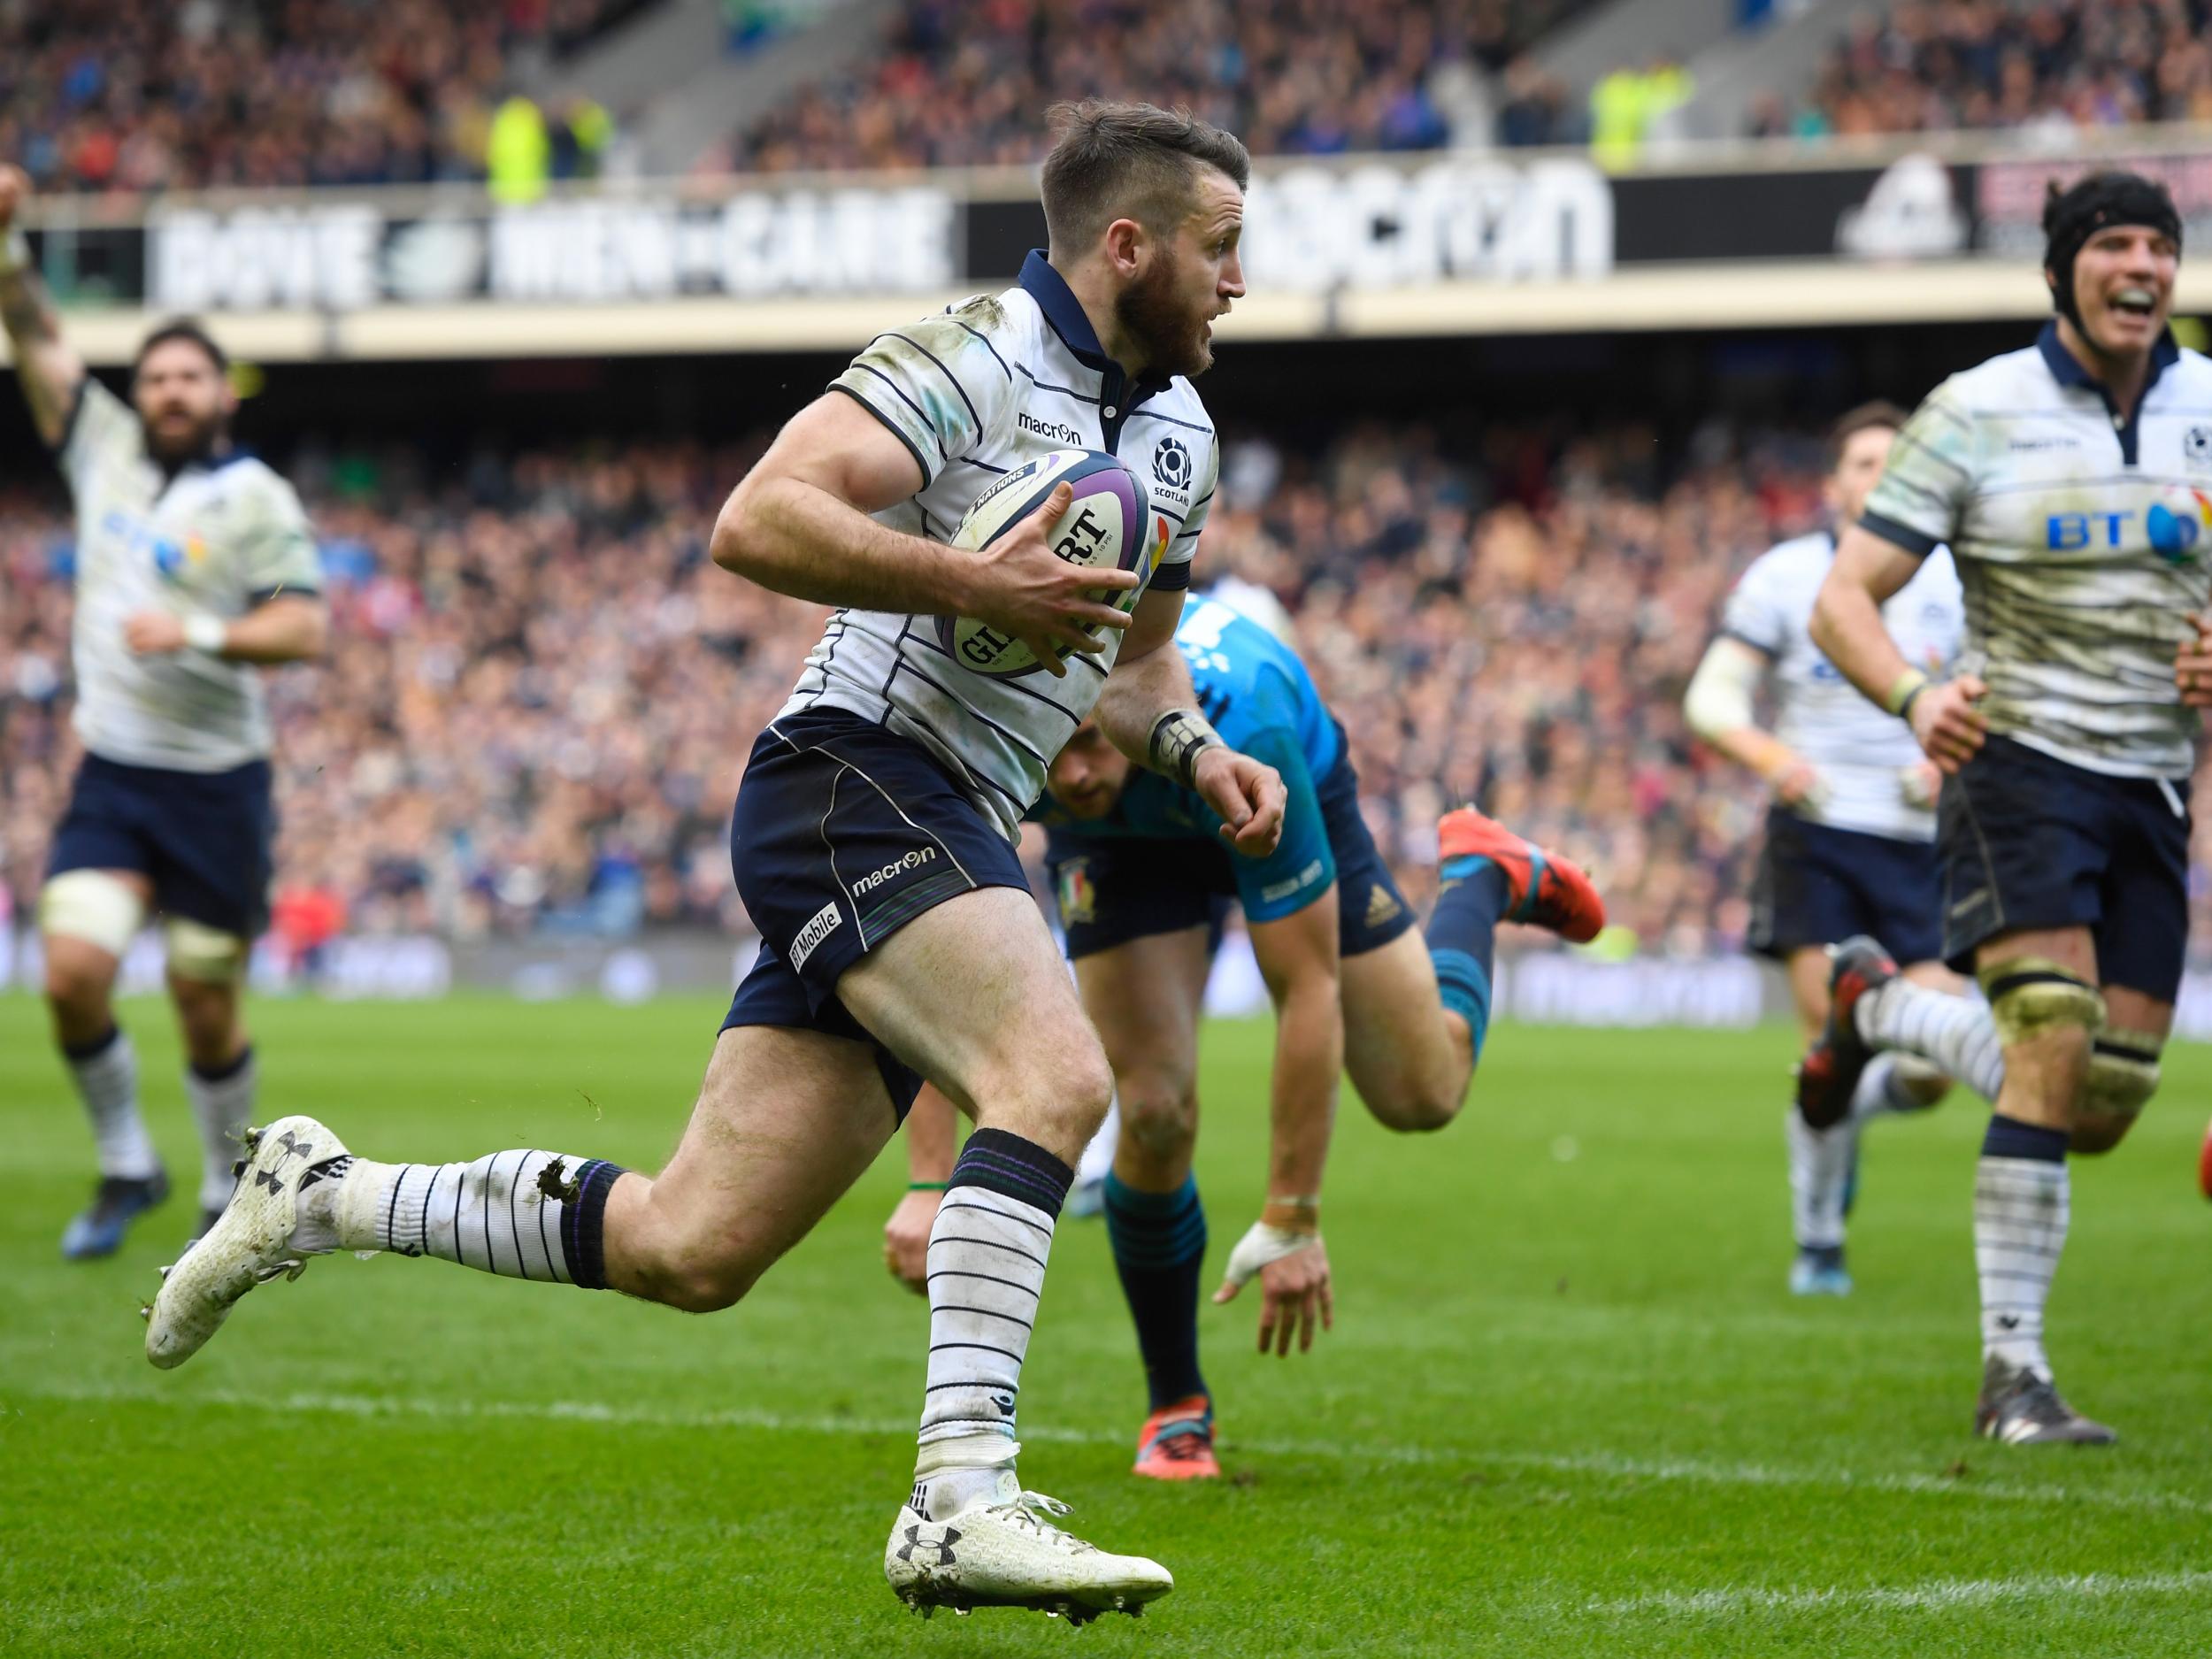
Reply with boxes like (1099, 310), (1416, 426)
(2, 417), (1997, 964)
(718, 0), (1596, 173)
(0, 0), (642, 193)
(1774, 0), (2212, 139)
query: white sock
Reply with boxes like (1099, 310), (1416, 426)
(1855, 979), (2004, 1102)
(1977, 1148), (2067, 1379)
(66, 1028), (157, 1180)
(185, 1048), (257, 1210)
(1786, 1107), (1855, 1251)
(915, 1130), (1071, 1519)
(300, 1150), (625, 1286)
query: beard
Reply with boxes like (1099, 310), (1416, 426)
(140, 406), (229, 469)
(1115, 252), (1212, 380)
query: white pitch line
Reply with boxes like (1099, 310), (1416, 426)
(19, 1383), (2212, 1522)
(1588, 1569), (2212, 1619)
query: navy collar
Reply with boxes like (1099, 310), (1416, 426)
(2036, 318), (2178, 396)
(1018, 250), (1173, 402)
(2037, 319), (2178, 466)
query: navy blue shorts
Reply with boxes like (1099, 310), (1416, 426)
(720, 710), (1029, 1118)
(1938, 733), (2191, 1000)
(1043, 748), (1416, 961)
(1747, 807), (1942, 965)
(48, 751), (274, 936)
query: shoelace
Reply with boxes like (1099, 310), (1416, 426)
(982, 1491), (1094, 1554)
(1147, 1425), (1211, 1463)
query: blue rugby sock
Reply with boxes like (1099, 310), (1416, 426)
(1427, 857), (1508, 1058)
(1102, 1172), (1209, 1410)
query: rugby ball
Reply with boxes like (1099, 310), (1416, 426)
(937, 449), (1165, 677)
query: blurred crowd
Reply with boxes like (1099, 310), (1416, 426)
(1754, 0), (2212, 140)
(0, 0), (634, 194)
(13, 412), (2195, 967)
(715, 0), (1589, 174)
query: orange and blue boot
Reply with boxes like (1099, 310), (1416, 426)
(1133, 1396), (1218, 1480)
(1436, 808), (1605, 943)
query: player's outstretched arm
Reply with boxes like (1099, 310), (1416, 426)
(1682, 636), (1827, 809)
(124, 594), (328, 664)
(1813, 525), (1985, 774)
(883, 1085), (962, 1295)
(1213, 894), (1341, 1357)
(1094, 590), (1286, 856)
(711, 395), (1135, 669)
(0, 165), (87, 448)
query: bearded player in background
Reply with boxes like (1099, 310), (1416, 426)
(0, 165), (327, 1260)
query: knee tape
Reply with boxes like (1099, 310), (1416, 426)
(2081, 1027), (2162, 1123)
(37, 871), (147, 957)
(165, 915), (250, 984)
(1977, 956), (2105, 1048)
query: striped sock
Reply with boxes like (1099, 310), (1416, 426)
(1785, 1108), (1855, 1251)
(1855, 979), (2004, 1102)
(1976, 1115), (2070, 1379)
(1102, 1172), (1209, 1409)
(312, 1151), (627, 1286)
(184, 1047), (256, 1210)
(916, 1128), (1071, 1518)
(65, 1025), (158, 1180)
(1427, 859), (1506, 1055)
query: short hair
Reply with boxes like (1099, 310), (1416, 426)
(133, 318), (228, 380)
(1040, 100), (1251, 255)
(1826, 400), (1909, 471)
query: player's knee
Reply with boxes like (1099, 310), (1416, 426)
(2070, 1029), (2162, 1155)
(39, 872), (144, 1004)
(1120, 1081), (1197, 1163)
(1363, 1057), (1466, 1133)
(649, 1240), (767, 1314)
(165, 915), (250, 987)
(1977, 957), (2103, 1051)
(975, 1038), (1114, 1137)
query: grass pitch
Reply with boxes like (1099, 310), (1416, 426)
(4, 993), (2209, 1657)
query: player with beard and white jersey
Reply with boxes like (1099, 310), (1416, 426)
(1686, 403), (1967, 1298)
(0, 165), (327, 1263)
(1806, 171), (2212, 1446)
(146, 101), (1286, 1624)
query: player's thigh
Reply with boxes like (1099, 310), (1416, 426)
(837, 884), (1112, 1156)
(1073, 925), (1210, 1149)
(1340, 926), (1467, 1130)
(609, 1022), (896, 1310)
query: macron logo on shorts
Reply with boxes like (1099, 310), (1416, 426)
(790, 902), (843, 972)
(851, 847), (936, 897)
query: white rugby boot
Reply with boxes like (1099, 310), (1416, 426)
(885, 1450), (1172, 1624)
(144, 1116), (348, 1370)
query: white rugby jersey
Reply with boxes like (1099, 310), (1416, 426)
(58, 379), (321, 772)
(1862, 322), (2212, 780)
(778, 250), (1219, 839)
(1721, 531), (1964, 841)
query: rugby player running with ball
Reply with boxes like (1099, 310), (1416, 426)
(145, 102), (1283, 1621)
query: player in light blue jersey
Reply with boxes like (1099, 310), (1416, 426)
(887, 595), (1604, 1478)
(1685, 403), (1969, 1296)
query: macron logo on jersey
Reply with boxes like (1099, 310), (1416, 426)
(1018, 412), (1082, 444)
(790, 902), (843, 972)
(850, 847), (937, 897)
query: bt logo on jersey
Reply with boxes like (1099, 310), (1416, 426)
(2048, 491), (2212, 563)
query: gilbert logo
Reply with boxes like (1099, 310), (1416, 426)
(851, 847), (937, 896)
(789, 902), (842, 971)
(1018, 412), (1082, 444)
